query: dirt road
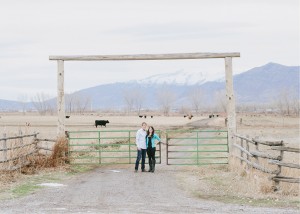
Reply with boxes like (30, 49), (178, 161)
(0, 165), (298, 214)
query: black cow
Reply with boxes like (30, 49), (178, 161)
(139, 115), (143, 118)
(144, 115), (147, 118)
(66, 115), (70, 119)
(95, 120), (109, 127)
(151, 116), (153, 118)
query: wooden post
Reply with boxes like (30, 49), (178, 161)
(57, 60), (65, 138)
(3, 133), (7, 169)
(225, 57), (237, 153)
(240, 138), (244, 165)
(274, 148), (284, 191)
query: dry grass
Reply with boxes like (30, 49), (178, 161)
(0, 112), (299, 203)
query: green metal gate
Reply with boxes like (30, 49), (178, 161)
(67, 130), (161, 165)
(166, 130), (228, 165)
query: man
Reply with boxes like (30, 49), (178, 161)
(135, 122), (147, 172)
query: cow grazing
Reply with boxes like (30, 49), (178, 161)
(144, 115), (147, 118)
(139, 115), (143, 118)
(66, 115), (70, 119)
(151, 116), (153, 118)
(95, 120), (109, 127)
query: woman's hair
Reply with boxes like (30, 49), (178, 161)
(147, 126), (155, 137)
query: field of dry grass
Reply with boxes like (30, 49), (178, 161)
(0, 112), (299, 207)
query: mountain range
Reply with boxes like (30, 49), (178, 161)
(0, 62), (299, 111)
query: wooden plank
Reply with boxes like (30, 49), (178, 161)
(271, 176), (300, 183)
(233, 143), (253, 157)
(0, 133), (40, 141)
(252, 139), (283, 146)
(269, 160), (300, 169)
(251, 151), (282, 160)
(235, 134), (256, 144)
(57, 60), (65, 137)
(0, 140), (37, 151)
(234, 155), (278, 174)
(49, 53), (241, 61)
(271, 146), (300, 153)
(37, 138), (57, 143)
(225, 57), (237, 153)
(37, 146), (53, 151)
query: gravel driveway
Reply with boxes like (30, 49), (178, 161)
(0, 164), (298, 214)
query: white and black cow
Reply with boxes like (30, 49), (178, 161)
(95, 120), (109, 127)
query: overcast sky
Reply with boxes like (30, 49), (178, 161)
(0, 0), (299, 101)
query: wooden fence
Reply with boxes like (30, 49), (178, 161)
(233, 134), (300, 191)
(0, 132), (56, 171)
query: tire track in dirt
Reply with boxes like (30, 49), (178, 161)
(0, 165), (298, 214)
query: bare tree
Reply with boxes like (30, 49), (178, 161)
(17, 94), (28, 115)
(31, 93), (54, 115)
(133, 90), (145, 115)
(188, 86), (203, 114)
(123, 89), (135, 114)
(276, 87), (299, 115)
(123, 88), (145, 115)
(214, 89), (227, 112)
(157, 87), (176, 116)
(66, 93), (91, 114)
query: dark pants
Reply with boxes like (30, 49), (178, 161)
(135, 149), (146, 170)
(147, 147), (156, 171)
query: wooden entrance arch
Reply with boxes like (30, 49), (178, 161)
(49, 52), (240, 151)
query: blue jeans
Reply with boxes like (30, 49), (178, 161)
(135, 149), (146, 170)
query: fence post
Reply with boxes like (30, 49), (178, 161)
(3, 133), (7, 169)
(128, 131), (131, 164)
(240, 138), (244, 165)
(98, 131), (101, 164)
(274, 145), (284, 191)
(246, 138), (250, 171)
(19, 129), (25, 168)
(166, 132), (169, 165)
(254, 136), (259, 166)
(197, 131), (199, 165)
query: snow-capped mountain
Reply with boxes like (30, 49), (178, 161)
(136, 69), (216, 85)
(0, 63), (299, 111)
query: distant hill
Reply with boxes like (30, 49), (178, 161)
(0, 63), (299, 111)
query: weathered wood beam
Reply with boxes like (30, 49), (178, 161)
(57, 60), (65, 137)
(269, 160), (300, 169)
(225, 57), (237, 152)
(271, 146), (300, 153)
(251, 151), (282, 161)
(271, 176), (300, 183)
(234, 155), (278, 174)
(49, 52), (240, 61)
(0, 133), (40, 141)
(235, 134), (256, 145)
(233, 143), (253, 157)
(252, 139), (283, 146)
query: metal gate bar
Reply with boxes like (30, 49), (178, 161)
(166, 130), (228, 165)
(67, 130), (161, 165)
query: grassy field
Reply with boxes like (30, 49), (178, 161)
(0, 112), (299, 207)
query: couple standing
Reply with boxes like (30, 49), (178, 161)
(135, 122), (162, 173)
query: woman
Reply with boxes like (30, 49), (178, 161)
(146, 126), (162, 173)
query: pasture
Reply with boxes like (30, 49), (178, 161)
(0, 112), (299, 209)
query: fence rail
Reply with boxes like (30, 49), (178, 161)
(166, 130), (228, 165)
(0, 132), (56, 171)
(234, 134), (300, 190)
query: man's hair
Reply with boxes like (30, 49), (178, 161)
(142, 122), (147, 126)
